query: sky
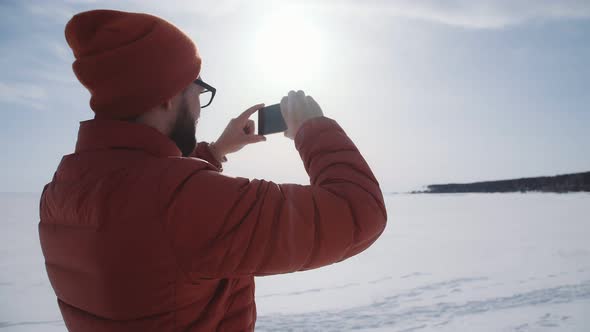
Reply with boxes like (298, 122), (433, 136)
(0, 0), (589, 193)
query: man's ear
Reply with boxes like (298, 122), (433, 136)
(160, 98), (174, 112)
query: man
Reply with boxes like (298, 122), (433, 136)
(39, 9), (387, 332)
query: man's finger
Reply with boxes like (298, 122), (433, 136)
(238, 103), (265, 122)
(280, 96), (288, 116)
(306, 95), (323, 116)
(243, 119), (255, 134)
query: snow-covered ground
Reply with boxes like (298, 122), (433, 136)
(1, 192), (589, 331)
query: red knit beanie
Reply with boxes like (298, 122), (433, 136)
(65, 9), (201, 119)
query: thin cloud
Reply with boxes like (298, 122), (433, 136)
(22, 0), (246, 36)
(60, 0), (244, 18)
(23, 2), (76, 25)
(298, 0), (590, 28)
(47, 41), (72, 63)
(0, 82), (48, 111)
(23, 0), (590, 29)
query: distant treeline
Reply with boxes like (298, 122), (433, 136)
(423, 171), (590, 193)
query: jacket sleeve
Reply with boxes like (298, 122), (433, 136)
(189, 142), (224, 170)
(164, 117), (387, 279)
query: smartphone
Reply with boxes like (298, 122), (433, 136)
(258, 103), (287, 135)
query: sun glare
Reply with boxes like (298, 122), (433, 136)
(253, 9), (325, 85)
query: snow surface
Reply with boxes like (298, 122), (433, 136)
(1, 192), (589, 331)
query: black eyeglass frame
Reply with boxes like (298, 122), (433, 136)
(194, 77), (216, 108)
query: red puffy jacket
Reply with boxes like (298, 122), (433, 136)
(39, 116), (387, 331)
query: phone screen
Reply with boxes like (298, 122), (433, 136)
(258, 103), (287, 135)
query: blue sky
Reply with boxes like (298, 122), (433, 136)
(0, 0), (589, 193)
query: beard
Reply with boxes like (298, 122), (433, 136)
(169, 97), (197, 157)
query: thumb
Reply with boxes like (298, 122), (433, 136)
(246, 135), (267, 144)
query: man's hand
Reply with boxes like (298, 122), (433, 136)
(212, 104), (267, 160)
(281, 90), (324, 140)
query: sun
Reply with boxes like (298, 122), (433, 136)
(253, 8), (326, 85)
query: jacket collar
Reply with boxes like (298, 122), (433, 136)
(75, 118), (182, 158)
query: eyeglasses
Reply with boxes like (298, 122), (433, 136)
(193, 77), (216, 108)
